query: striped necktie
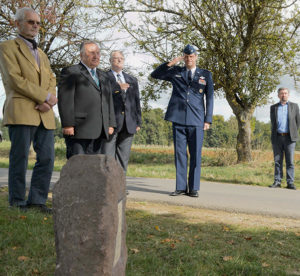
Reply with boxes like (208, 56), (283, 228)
(91, 69), (99, 87)
(117, 73), (126, 101)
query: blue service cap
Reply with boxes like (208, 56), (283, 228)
(183, 44), (196, 55)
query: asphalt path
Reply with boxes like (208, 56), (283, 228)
(0, 168), (300, 219)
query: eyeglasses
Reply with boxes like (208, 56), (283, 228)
(25, 20), (41, 26)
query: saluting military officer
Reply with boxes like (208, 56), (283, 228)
(151, 45), (214, 197)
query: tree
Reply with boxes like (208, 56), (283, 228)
(134, 108), (173, 145)
(100, 0), (300, 162)
(0, 0), (117, 76)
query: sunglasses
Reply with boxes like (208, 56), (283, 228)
(25, 20), (41, 26)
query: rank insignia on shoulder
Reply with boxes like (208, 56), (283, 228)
(199, 79), (206, 85)
(199, 89), (203, 93)
(175, 74), (182, 77)
(114, 91), (120, 93)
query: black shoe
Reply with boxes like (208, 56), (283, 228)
(170, 190), (186, 196)
(269, 182), (281, 188)
(188, 190), (199, 197)
(27, 204), (52, 214)
(286, 184), (296, 190)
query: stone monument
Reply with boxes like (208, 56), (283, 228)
(53, 154), (127, 276)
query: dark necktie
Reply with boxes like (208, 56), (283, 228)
(188, 70), (192, 83)
(20, 35), (37, 49)
(117, 73), (126, 102)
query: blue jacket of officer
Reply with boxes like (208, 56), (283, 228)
(151, 62), (214, 127)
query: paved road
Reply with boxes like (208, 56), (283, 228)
(1, 168), (300, 219)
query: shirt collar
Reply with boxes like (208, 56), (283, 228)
(81, 61), (96, 72)
(279, 101), (289, 106)
(17, 34), (36, 50)
(111, 69), (123, 77)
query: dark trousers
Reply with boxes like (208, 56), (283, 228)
(8, 124), (54, 206)
(64, 135), (103, 159)
(272, 135), (296, 185)
(100, 125), (134, 173)
(173, 123), (204, 192)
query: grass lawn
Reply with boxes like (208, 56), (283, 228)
(0, 188), (300, 275)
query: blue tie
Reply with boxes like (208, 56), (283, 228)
(91, 69), (99, 87)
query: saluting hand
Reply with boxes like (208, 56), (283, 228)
(167, 56), (184, 67)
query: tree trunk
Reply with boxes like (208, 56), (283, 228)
(236, 111), (252, 162)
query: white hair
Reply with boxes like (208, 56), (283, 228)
(15, 7), (38, 21)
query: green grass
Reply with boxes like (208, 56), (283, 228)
(0, 189), (299, 275)
(1, 140), (300, 188)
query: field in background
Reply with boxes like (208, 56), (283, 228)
(1, 140), (299, 188)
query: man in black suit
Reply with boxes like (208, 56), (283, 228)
(101, 50), (141, 173)
(269, 87), (300, 190)
(58, 41), (116, 158)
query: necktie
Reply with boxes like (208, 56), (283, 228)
(117, 73), (126, 102)
(91, 69), (99, 87)
(20, 35), (37, 49)
(188, 70), (192, 83)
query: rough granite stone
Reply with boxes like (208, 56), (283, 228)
(53, 154), (127, 276)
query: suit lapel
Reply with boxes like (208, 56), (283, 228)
(16, 38), (40, 73)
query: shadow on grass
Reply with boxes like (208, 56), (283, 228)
(0, 190), (299, 276)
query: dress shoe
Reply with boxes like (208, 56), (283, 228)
(188, 190), (199, 197)
(27, 204), (52, 214)
(286, 184), (296, 190)
(170, 190), (186, 196)
(269, 182), (281, 188)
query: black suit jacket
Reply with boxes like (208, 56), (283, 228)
(270, 101), (300, 143)
(58, 63), (116, 139)
(107, 70), (141, 134)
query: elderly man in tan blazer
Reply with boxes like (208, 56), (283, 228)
(0, 7), (57, 213)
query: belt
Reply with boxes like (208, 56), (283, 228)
(277, 133), (289, 136)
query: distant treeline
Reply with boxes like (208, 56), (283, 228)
(1, 108), (298, 150)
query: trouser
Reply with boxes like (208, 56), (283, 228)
(8, 124), (54, 206)
(173, 123), (204, 192)
(101, 125), (134, 173)
(272, 135), (296, 185)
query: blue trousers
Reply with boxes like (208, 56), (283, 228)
(173, 123), (204, 192)
(272, 135), (296, 185)
(8, 124), (54, 206)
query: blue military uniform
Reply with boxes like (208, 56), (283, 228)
(151, 45), (214, 193)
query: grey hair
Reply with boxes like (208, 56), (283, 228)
(277, 87), (289, 94)
(109, 50), (124, 62)
(80, 41), (100, 55)
(15, 7), (38, 21)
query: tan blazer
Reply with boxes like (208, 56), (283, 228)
(0, 38), (56, 129)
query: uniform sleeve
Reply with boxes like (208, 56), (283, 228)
(150, 62), (177, 81)
(204, 71), (214, 123)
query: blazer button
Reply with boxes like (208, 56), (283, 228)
(121, 111), (124, 115)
